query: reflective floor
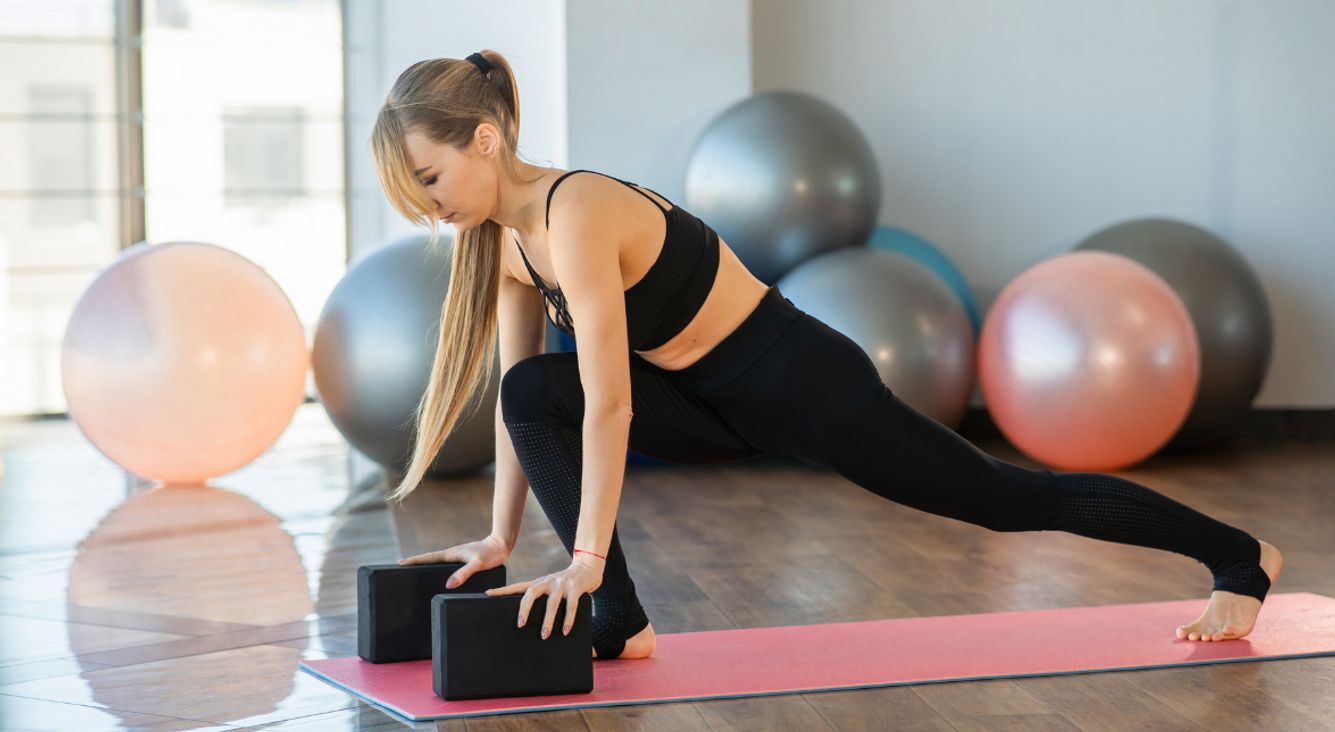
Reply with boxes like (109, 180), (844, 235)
(0, 404), (434, 730)
(1, 403), (1333, 730)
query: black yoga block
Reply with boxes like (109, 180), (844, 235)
(358, 563), (507, 663)
(432, 593), (594, 701)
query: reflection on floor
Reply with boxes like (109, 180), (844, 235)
(1, 403), (1333, 730)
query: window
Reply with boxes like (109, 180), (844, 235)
(29, 85), (97, 226)
(0, 0), (346, 417)
(223, 106), (308, 209)
(0, 0), (121, 416)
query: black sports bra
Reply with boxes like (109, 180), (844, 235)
(513, 169), (721, 352)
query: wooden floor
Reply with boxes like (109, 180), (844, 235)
(1, 403), (1332, 730)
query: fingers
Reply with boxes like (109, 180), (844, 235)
(445, 561), (475, 589)
(402, 535), (506, 571)
(517, 584), (540, 630)
(562, 586), (579, 636)
(398, 548), (454, 566)
(541, 584), (562, 640)
(484, 575), (583, 639)
(510, 579), (555, 634)
(485, 579), (532, 600)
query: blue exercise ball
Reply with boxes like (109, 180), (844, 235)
(868, 225), (981, 336)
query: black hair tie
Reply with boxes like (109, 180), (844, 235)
(465, 52), (493, 75)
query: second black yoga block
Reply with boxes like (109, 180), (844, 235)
(358, 562), (507, 663)
(432, 593), (594, 701)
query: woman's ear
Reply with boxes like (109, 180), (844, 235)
(475, 123), (498, 158)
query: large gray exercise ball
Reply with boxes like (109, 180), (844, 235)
(1075, 218), (1273, 448)
(312, 232), (499, 476)
(776, 248), (975, 429)
(685, 90), (882, 284)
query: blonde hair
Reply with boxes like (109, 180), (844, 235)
(369, 50), (534, 502)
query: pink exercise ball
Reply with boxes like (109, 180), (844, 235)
(61, 242), (308, 484)
(978, 251), (1200, 471)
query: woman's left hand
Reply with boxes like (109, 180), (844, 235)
(485, 555), (604, 639)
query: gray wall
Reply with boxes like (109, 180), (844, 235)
(754, 0), (1335, 407)
(346, 0), (1332, 407)
(566, 0), (751, 203)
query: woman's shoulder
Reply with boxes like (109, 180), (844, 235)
(546, 169), (635, 233)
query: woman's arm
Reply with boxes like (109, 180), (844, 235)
(548, 196), (635, 564)
(490, 259), (549, 553)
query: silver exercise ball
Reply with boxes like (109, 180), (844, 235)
(777, 248), (975, 429)
(685, 90), (882, 284)
(312, 232), (499, 476)
(1075, 217), (1273, 448)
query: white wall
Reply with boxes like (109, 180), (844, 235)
(344, 0), (568, 261)
(345, 0), (751, 258)
(754, 0), (1335, 407)
(565, 0), (752, 203)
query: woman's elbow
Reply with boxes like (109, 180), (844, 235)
(586, 397), (633, 422)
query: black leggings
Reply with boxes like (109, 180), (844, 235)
(500, 285), (1271, 659)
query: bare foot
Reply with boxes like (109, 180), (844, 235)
(591, 622), (656, 659)
(1176, 539), (1284, 641)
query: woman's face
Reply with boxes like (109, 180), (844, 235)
(402, 125), (495, 229)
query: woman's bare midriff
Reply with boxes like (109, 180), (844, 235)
(505, 174), (771, 372)
(631, 241), (769, 371)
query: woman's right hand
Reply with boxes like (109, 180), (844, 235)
(398, 534), (511, 590)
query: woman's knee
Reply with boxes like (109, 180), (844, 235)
(976, 459), (1062, 532)
(500, 352), (581, 422)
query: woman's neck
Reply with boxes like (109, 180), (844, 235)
(490, 164), (561, 240)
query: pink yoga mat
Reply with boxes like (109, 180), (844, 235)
(300, 591), (1335, 722)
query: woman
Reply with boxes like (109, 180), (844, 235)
(373, 50), (1281, 661)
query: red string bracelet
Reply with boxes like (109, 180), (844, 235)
(574, 548), (606, 561)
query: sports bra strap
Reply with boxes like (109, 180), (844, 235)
(512, 234), (554, 291)
(513, 233), (575, 333)
(545, 169), (672, 229)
